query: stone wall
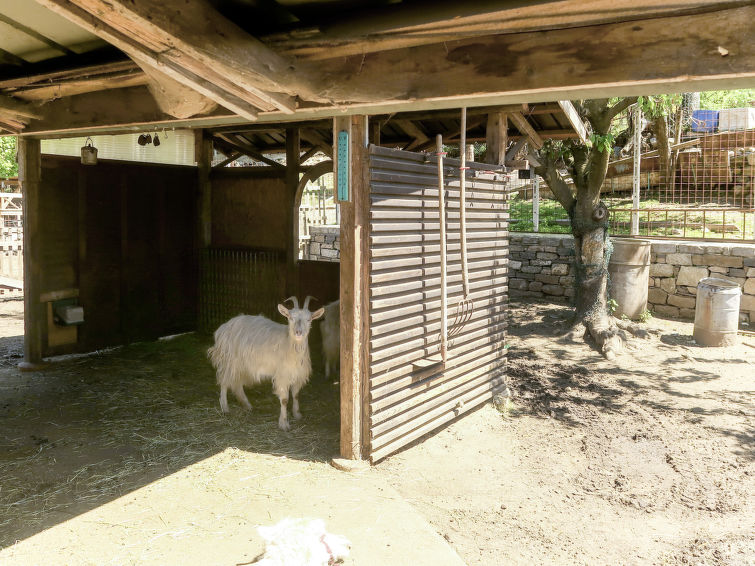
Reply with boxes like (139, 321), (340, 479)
(306, 225), (340, 262)
(509, 234), (755, 324)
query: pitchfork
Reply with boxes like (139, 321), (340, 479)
(448, 107), (474, 338)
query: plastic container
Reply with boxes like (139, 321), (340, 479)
(693, 278), (741, 347)
(608, 238), (651, 320)
(690, 109), (719, 133)
(718, 107), (755, 132)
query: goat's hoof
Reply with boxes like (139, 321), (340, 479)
(278, 420), (291, 431)
(293, 411), (302, 420)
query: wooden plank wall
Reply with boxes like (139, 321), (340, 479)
(37, 156), (198, 356)
(367, 145), (509, 462)
(198, 247), (285, 334)
(199, 170), (290, 334)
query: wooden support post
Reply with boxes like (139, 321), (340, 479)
(337, 115), (370, 460)
(195, 129), (213, 248)
(285, 127), (300, 298)
(18, 138), (44, 369)
(631, 106), (641, 236)
(485, 112), (507, 165)
(533, 175), (540, 233)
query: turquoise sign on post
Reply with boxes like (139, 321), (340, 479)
(337, 130), (349, 202)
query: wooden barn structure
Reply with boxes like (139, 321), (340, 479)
(1, 0), (753, 462)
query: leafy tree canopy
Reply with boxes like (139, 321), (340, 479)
(700, 89), (755, 109)
(0, 136), (18, 178)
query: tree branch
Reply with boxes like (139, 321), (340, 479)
(534, 154), (575, 211)
(606, 96), (639, 123)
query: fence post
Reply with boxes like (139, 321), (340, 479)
(631, 105), (642, 236)
(532, 176), (540, 232)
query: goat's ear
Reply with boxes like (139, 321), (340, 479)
(310, 307), (325, 321)
(277, 304), (290, 319)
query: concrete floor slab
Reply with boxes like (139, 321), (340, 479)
(1, 448), (466, 566)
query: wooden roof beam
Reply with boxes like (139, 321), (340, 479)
(18, 7), (755, 138)
(265, 0), (754, 60)
(215, 134), (286, 169)
(9, 70), (148, 102)
(557, 101), (589, 144)
(0, 94), (41, 122)
(313, 6), (754, 107)
(300, 128), (333, 158)
(34, 0), (322, 117)
(508, 112), (544, 149)
(393, 119), (429, 151)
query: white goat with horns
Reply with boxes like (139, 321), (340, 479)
(208, 296), (324, 431)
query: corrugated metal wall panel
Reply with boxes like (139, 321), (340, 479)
(367, 145), (509, 462)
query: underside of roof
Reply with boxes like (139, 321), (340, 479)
(0, 0), (753, 138)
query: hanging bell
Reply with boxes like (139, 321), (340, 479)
(80, 137), (98, 165)
(144, 133), (152, 145)
(137, 134), (149, 146)
(153, 133), (160, 147)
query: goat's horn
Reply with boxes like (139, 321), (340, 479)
(284, 296), (299, 309)
(303, 295), (317, 310)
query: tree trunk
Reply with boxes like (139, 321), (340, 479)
(569, 198), (623, 358)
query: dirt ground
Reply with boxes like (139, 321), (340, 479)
(0, 297), (753, 565)
(379, 299), (755, 566)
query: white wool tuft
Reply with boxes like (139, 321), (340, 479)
(253, 517), (350, 566)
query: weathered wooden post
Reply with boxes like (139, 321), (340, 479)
(485, 112), (508, 165)
(18, 138), (44, 369)
(631, 105), (642, 236)
(195, 130), (213, 249)
(286, 127), (300, 298)
(334, 115), (370, 461)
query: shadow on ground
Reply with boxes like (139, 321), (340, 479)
(505, 298), (754, 461)
(0, 331), (340, 548)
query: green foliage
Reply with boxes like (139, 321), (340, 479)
(588, 133), (615, 153)
(638, 309), (653, 323)
(637, 94), (682, 118)
(0, 136), (18, 178)
(700, 89), (755, 109)
(607, 298), (618, 315)
(539, 139), (571, 163)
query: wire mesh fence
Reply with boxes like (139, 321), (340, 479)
(509, 89), (755, 241)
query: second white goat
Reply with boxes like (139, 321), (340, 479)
(320, 300), (340, 378)
(208, 296), (324, 431)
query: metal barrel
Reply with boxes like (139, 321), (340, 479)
(693, 277), (741, 347)
(608, 238), (652, 320)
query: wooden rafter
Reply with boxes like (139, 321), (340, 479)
(215, 134), (285, 169)
(394, 119), (429, 151)
(298, 145), (322, 163)
(557, 101), (589, 144)
(0, 94), (41, 125)
(10, 70), (148, 101)
(212, 152), (242, 169)
(414, 117), (485, 151)
(505, 137), (529, 163)
(34, 0), (321, 119)
(509, 112), (544, 149)
(0, 61), (139, 89)
(300, 128), (333, 158)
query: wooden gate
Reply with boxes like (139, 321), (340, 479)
(367, 146), (509, 461)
